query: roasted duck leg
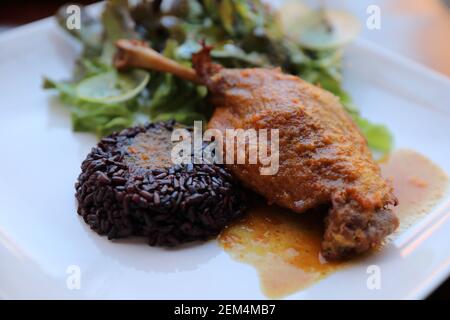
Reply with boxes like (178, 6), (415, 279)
(115, 40), (399, 260)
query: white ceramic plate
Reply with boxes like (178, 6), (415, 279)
(1, 13), (450, 300)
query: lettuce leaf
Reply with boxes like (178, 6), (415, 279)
(45, 0), (393, 154)
(351, 114), (393, 154)
(43, 78), (135, 137)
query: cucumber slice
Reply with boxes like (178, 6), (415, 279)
(76, 70), (150, 104)
(278, 2), (360, 50)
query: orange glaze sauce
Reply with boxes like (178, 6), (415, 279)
(219, 149), (448, 298)
(379, 149), (448, 231)
(220, 203), (341, 299)
(126, 127), (174, 169)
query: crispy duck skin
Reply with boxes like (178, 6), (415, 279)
(115, 41), (399, 260)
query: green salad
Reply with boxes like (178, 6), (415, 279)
(44, 0), (392, 153)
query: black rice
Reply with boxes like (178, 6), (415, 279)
(75, 121), (247, 246)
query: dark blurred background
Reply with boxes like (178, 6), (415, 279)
(0, 0), (96, 25)
(0, 0), (449, 300)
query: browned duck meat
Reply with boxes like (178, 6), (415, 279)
(115, 40), (399, 260)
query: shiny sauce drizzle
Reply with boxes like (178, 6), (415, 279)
(379, 149), (448, 231)
(219, 149), (448, 298)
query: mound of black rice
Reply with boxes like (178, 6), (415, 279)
(75, 121), (247, 246)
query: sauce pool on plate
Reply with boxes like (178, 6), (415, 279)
(220, 203), (342, 298)
(379, 149), (448, 231)
(219, 149), (448, 298)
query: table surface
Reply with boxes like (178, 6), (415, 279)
(0, 0), (449, 299)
